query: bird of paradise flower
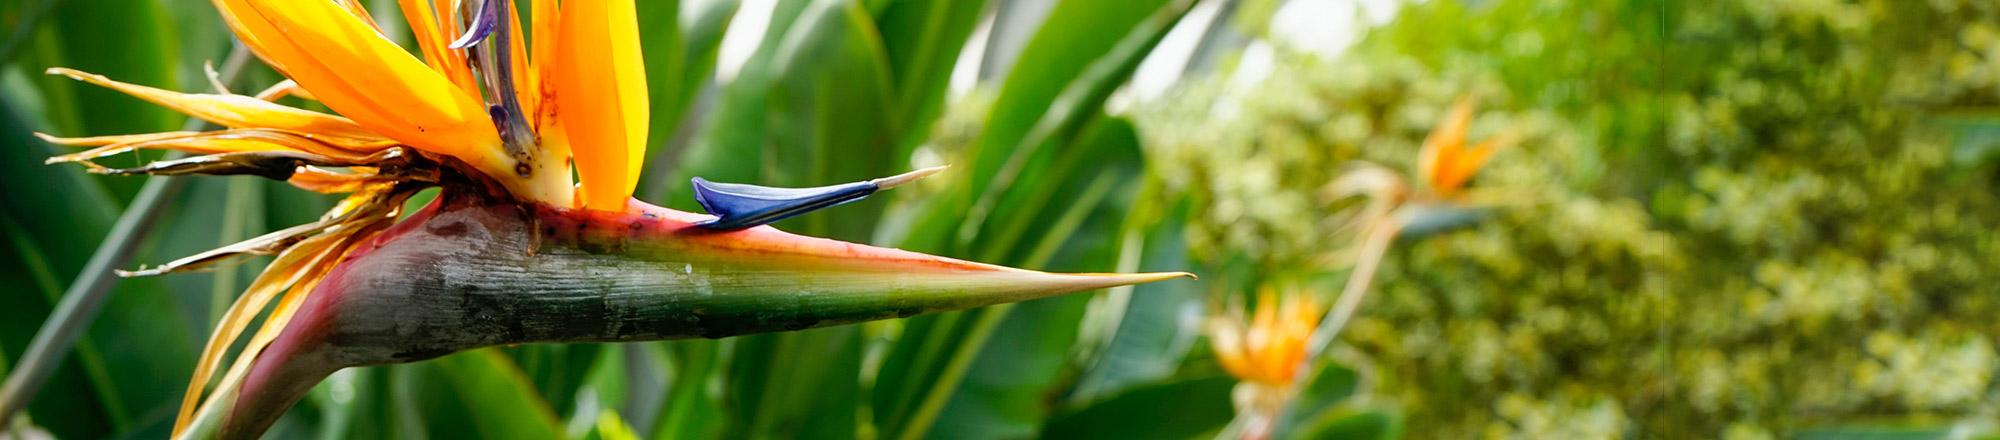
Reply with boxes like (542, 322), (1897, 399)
(33, 0), (1187, 438)
(1208, 97), (1512, 439)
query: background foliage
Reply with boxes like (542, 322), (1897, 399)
(3, 0), (1998, 439)
(1140, 0), (2000, 438)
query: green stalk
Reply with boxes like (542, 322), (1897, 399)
(1305, 214), (1404, 361)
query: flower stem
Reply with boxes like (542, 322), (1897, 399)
(1307, 213), (1404, 361)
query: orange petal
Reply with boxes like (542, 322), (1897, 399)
(1208, 320), (1259, 382)
(554, 0), (649, 210)
(209, 0), (502, 164)
(531, 0), (561, 131)
(1418, 97), (1477, 192)
(1440, 135), (1510, 195)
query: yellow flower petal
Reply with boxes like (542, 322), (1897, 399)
(1249, 288), (1278, 350)
(210, 0), (502, 164)
(42, 129), (384, 165)
(1208, 319), (1258, 382)
(48, 68), (382, 141)
(397, 0), (480, 95)
(172, 227), (351, 434)
(554, 0), (649, 210)
(34, 131), (198, 147)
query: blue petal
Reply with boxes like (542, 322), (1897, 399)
(691, 178), (880, 230)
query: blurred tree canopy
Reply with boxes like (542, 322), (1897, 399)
(1141, 0), (2000, 437)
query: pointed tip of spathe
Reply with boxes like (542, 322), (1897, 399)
(1116, 271), (1199, 283)
(901, 268), (1197, 311)
(1033, 270), (1196, 293)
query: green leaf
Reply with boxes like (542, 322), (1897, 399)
(874, 0), (989, 155)
(452, 350), (568, 439)
(572, 345), (628, 434)
(0, 95), (129, 439)
(671, 0), (898, 239)
(1066, 195), (1201, 403)
(306, 367), (376, 440)
(44, 0), (182, 200)
(662, 0), (983, 234)
(873, 0), (1201, 436)
(1272, 361), (1360, 438)
(0, 11), (239, 431)
(661, 0), (822, 211)
(0, 0), (55, 65)
(634, 0), (742, 203)
(725, 328), (863, 439)
(505, 344), (603, 419)
(585, 411), (644, 440)
(651, 340), (724, 440)
(385, 365), (431, 439)
(1040, 375), (1235, 440)
(207, 178), (266, 325)
(160, 0), (231, 93)
(922, 117), (1149, 440)
(654, 1), (1002, 437)
(669, 2), (905, 438)
(900, 0), (1194, 256)
(568, 344), (671, 437)
(1286, 409), (1400, 440)
(407, 350), (568, 440)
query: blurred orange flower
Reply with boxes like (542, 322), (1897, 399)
(1416, 97), (1513, 199)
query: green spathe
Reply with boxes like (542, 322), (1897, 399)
(190, 194), (1189, 438)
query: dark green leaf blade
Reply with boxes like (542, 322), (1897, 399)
(922, 117), (1149, 440)
(875, 0), (1201, 436)
(1040, 375), (1235, 440)
(1066, 195), (1201, 403)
